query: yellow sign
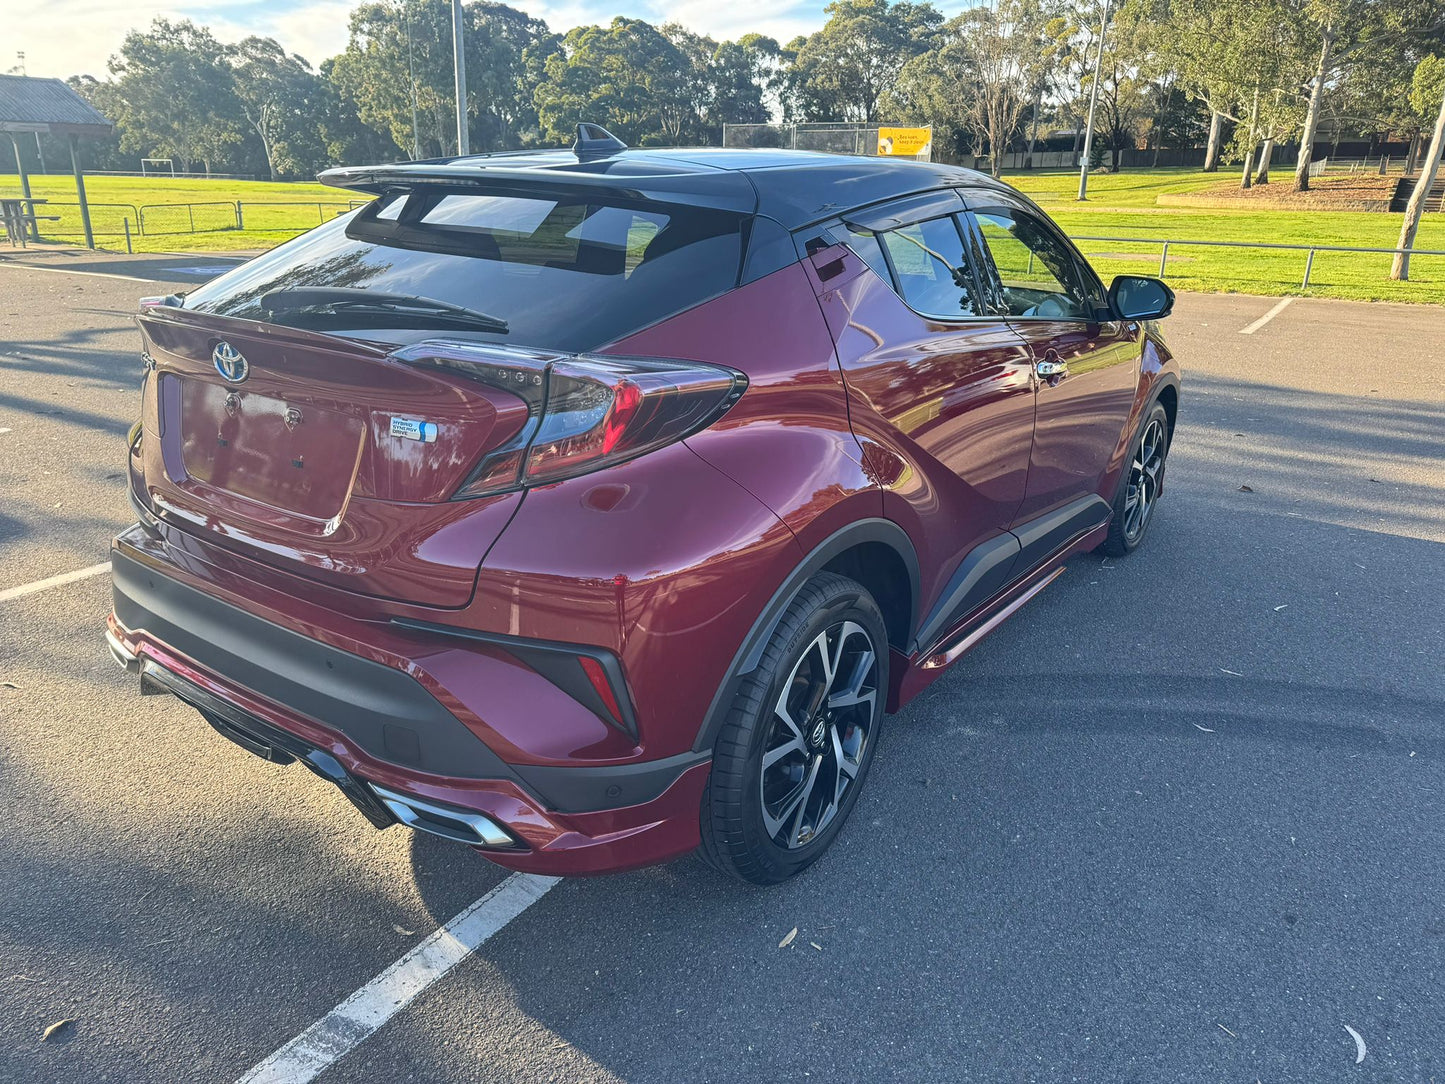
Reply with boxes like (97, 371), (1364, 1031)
(877, 127), (932, 158)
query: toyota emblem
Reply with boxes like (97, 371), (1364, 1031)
(213, 341), (249, 383)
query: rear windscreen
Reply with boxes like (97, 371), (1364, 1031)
(182, 189), (746, 352)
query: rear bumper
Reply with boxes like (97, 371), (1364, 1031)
(107, 527), (710, 875)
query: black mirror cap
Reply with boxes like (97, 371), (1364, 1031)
(1108, 275), (1175, 321)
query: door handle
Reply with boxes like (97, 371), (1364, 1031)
(1035, 355), (1068, 379)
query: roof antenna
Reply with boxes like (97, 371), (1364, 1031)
(573, 123), (627, 160)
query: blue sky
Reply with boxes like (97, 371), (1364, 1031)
(12, 0), (951, 81)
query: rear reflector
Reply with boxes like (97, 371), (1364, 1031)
(391, 340), (746, 498)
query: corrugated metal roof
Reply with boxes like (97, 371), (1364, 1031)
(0, 75), (111, 133)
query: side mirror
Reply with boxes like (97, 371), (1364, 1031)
(1108, 275), (1174, 321)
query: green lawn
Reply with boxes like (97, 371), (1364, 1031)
(1007, 169), (1445, 303)
(2, 168), (1442, 303)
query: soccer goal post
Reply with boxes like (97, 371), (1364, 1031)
(141, 158), (176, 177)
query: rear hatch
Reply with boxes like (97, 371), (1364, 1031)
(136, 308), (530, 607)
(132, 173), (751, 608)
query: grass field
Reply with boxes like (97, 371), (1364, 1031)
(2, 168), (1443, 302)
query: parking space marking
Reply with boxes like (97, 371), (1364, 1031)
(0, 562), (110, 603)
(0, 262), (162, 285)
(237, 873), (559, 1084)
(1239, 297), (1294, 335)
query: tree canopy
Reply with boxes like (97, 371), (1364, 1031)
(27, 0), (1442, 182)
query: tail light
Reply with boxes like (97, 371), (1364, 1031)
(392, 340), (747, 498)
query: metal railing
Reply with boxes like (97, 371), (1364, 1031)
(1069, 234), (1445, 287)
(16, 199), (372, 238)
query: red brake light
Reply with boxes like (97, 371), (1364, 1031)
(392, 341), (746, 498)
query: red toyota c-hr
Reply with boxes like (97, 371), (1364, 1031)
(108, 129), (1179, 884)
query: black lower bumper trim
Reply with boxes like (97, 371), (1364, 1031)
(111, 533), (707, 814)
(113, 547), (522, 784)
(141, 659), (397, 830)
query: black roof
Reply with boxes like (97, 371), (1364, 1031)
(0, 75), (112, 137)
(319, 147), (1012, 230)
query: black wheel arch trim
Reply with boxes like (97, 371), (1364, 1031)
(691, 517), (920, 754)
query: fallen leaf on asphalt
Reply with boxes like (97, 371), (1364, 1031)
(1343, 1023), (1367, 1064)
(1193, 724), (1215, 733)
(778, 927), (797, 949)
(1217, 1023), (1236, 1038)
(810, 942), (823, 951)
(1219, 668), (1243, 677)
(392, 925), (415, 936)
(42, 1019), (74, 1042)
(1, 682), (18, 690)
(1238, 485), (1254, 493)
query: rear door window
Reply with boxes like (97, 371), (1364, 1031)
(182, 190), (745, 353)
(876, 216), (985, 320)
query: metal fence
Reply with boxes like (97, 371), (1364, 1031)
(723, 123), (934, 160)
(1070, 234), (1445, 288)
(34, 199), (369, 238)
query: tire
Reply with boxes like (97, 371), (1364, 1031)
(1100, 401), (1171, 558)
(700, 572), (888, 885)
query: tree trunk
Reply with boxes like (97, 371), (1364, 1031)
(1255, 138), (1274, 183)
(1203, 110), (1223, 171)
(1294, 27), (1333, 192)
(1406, 130), (1421, 174)
(1241, 88), (1260, 189)
(1025, 84), (1041, 168)
(1392, 83), (1445, 280)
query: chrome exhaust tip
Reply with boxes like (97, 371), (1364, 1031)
(370, 784), (519, 849)
(105, 628), (139, 673)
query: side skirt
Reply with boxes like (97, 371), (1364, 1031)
(890, 518), (1107, 708)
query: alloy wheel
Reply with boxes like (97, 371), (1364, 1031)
(760, 620), (878, 850)
(1123, 417), (1166, 543)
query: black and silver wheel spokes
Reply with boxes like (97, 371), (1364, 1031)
(760, 620), (878, 850)
(1123, 418), (1166, 542)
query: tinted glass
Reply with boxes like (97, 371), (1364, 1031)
(877, 216), (982, 319)
(973, 209), (1093, 320)
(183, 191), (744, 353)
(843, 225), (893, 284)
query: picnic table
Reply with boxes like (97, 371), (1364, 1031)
(1, 197), (57, 246)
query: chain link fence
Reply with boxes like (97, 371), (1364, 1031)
(723, 123), (934, 160)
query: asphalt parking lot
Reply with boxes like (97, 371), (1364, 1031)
(1, 249), (1442, 1084)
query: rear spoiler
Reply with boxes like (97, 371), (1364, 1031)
(318, 162), (758, 217)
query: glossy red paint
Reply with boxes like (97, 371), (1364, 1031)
(138, 308), (528, 607)
(112, 160), (1180, 877)
(806, 247), (1039, 615)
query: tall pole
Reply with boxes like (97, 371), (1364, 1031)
(404, 1), (421, 159)
(1077, 0), (1110, 200)
(450, 0), (468, 156)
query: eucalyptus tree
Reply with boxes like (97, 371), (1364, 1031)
(107, 18), (245, 174)
(790, 0), (943, 123)
(1393, 56), (1445, 280)
(230, 37), (326, 180)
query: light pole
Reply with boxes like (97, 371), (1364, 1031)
(1077, 0), (1110, 201)
(450, 0), (468, 156)
(403, 1), (420, 159)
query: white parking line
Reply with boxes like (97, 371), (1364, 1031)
(0, 261), (162, 284)
(237, 873), (560, 1084)
(0, 562), (110, 603)
(1239, 297), (1294, 335)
